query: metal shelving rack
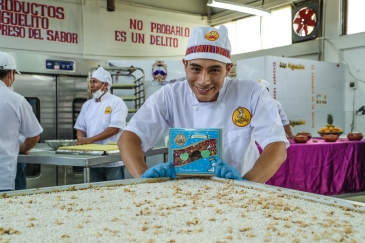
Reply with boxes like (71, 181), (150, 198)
(88, 66), (146, 119)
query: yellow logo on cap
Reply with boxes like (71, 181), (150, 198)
(205, 30), (219, 41)
(232, 107), (251, 127)
(105, 106), (112, 114)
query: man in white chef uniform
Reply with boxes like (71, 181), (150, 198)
(118, 25), (289, 183)
(258, 79), (294, 139)
(74, 67), (128, 182)
(0, 51), (43, 192)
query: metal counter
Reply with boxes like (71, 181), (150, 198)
(17, 143), (168, 184)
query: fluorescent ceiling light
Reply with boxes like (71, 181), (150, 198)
(207, 0), (271, 17)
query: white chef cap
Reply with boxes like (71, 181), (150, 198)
(258, 79), (270, 91)
(0, 51), (21, 74)
(185, 25), (231, 64)
(91, 67), (112, 86)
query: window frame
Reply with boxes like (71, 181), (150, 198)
(343, 0), (365, 35)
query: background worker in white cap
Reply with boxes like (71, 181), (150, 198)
(118, 25), (289, 183)
(0, 51), (43, 192)
(258, 79), (294, 139)
(74, 67), (128, 182)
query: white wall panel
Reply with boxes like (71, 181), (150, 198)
(323, 33), (365, 133)
(237, 56), (346, 135)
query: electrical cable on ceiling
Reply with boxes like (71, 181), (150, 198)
(350, 89), (355, 132)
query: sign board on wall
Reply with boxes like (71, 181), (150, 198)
(86, 2), (207, 58)
(1, 1), (207, 59)
(45, 59), (75, 72)
(0, 0), (83, 54)
(236, 56), (346, 136)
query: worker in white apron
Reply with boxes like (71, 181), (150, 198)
(118, 25), (289, 183)
(74, 67), (128, 182)
(0, 51), (43, 192)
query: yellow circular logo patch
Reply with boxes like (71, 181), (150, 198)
(232, 107), (251, 127)
(105, 106), (112, 114)
(205, 30), (219, 41)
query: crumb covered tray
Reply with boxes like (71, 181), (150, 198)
(1, 178), (365, 242)
(2, 177), (365, 212)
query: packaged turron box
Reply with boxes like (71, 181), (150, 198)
(169, 128), (222, 176)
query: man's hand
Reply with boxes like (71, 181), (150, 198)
(141, 162), (176, 179)
(214, 159), (244, 180)
(76, 128), (119, 145)
(287, 134), (295, 139)
(284, 124), (294, 139)
(243, 141), (286, 183)
(19, 135), (40, 155)
(19, 144), (30, 155)
(76, 137), (93, 145)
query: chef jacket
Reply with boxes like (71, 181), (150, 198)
(125, 78), (289, 176)
(74, 92), (128, 167)
(0, 81), (43, 191)
(275, 100), (289, 126)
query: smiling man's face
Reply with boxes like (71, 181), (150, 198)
(183, 59), (233, 102)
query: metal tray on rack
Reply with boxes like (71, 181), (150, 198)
(55, 149), (120, 155)
(56, 144), (120, 155)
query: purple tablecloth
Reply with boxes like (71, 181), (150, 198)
(266, 138), (365, 196)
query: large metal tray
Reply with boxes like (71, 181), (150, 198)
(1, 178), (168, 197)
(55, 149), (120, 155)
(2, 177), (365, 212)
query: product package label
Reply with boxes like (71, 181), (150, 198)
(169, 128), (222, 176)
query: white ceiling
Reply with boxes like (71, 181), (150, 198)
(120, 0), (212, 16)
(118, 0), (297, 24)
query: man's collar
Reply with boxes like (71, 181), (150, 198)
(216, 77), (229, 102)
(94, 91), (111, 102)
(0, 80), (8, 87)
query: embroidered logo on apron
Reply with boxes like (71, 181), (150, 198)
(232, 107), (251, 127)
(105, 106), (112, 114)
